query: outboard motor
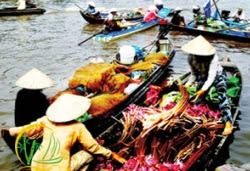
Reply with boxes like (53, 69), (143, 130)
(221, 10), (231, 19)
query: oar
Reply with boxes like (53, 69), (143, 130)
(187, 0), (220, 26)
(215, 22), (250, 32)
(212, 0), (222, 21)
(78, 31), (103, 46)
(75, 3), (84, 11)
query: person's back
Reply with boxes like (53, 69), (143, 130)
(143, 5), (160, 22)
(15, 89), (49, 126)
(14, 68), (54, 126)
(171, 7), (186, 26)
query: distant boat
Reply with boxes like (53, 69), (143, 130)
(93, 8), (172, 42)
(0, 7), (46, 16)
(162, 8), (250, 43)
(80, 10), (144, 24)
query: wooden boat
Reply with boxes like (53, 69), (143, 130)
(0, 7), (46, 16)
(1, 34), (176, 167)
(93, 8), (172, 42)
(80, 10), (144, 24)
(88, 58), (242, 171)
(161, 8), (250, 43)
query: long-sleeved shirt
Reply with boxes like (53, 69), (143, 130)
(186, 54), (223, 91)
(9, 116), (111, 171)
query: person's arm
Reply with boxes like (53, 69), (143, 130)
(185, 62), (197, 87)
(78, 123), (112, 158)
(9, 116), (45, 137)
(201, 55), (219, 91)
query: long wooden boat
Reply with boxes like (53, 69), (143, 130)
(0, 7), (46, 16)
(88, 58), (242, 171)
(161, 13), (250, 43)
(1, 35), (176, 167)
(80, 10), (144, 24)
(93, 8), (172, 42)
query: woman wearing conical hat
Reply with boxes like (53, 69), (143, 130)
(1, 94), (126, 171)
(14, 68), (54, 126)
(182, 35), (233, 135)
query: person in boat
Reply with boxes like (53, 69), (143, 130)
(17, 0), (26, 10)
(103, 8), (121, 33)
(182, 35), (233, 136)
(232, 7), (245, 22)
(143, 5), (164, 23)
(25, 0), (36, 8)
(192, 5), (205, 24)
(154, 0), (163, 11)
(14, 68), (54, 127)
(86, 1), (100, 17)
(171, 7), (186, 27)
(0, 94), (126, 171)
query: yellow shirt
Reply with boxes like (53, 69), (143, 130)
(9, 116), (111, 171)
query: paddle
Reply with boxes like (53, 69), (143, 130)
(78, 31), (103, 46)
(75, 3), (84, 11)
(215, 22), (250, 32)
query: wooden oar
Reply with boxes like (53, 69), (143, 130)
(78, 31), (103, 46)
(75, 3), (84, 11)
(215, 22), (250, 32)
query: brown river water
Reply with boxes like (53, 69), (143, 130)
(0, 0), (249, 170)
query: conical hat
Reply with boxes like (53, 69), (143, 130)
(181, 35), (216, 56)
(16, 68), (54, 89)
(46, 94), (91, 123)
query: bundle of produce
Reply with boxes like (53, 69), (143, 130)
(93, 84), (227, 171)
(69, 63), (115, 92)
(88, 92), (129, 118)
(144, 53), (170, 66)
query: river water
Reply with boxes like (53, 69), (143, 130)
(0, 0), (249, 170)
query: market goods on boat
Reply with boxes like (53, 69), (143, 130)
(0, 7), (46, 16)
(1, 34), (175, 166)
(80, 9), (144, 24)
(88, 58), (241, 171)
(93, 8), (172, 42)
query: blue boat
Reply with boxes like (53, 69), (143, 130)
(93, 8), (172, 42)
(161, 11), (250, 43)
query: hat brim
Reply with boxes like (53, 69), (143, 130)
(46, 94), (91, 123)
(16, 68), (54, 89)
(181, 35), (216, 56)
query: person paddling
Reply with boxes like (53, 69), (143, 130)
(86, 1), (100, 17)
(0, 94), (126, 171)
(103, 8), (122, 33)
(182, 35), (233, 136)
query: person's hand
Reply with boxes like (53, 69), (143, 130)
(222, 122), (233, 135)
(191, 90), (205, 103)
(0, 128), (9, 138)
(111, 152), (127, 164)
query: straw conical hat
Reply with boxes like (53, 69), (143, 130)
(181, 35), (216, 56)
(46, 94), (91, 123)
(16, 68), (54, 89)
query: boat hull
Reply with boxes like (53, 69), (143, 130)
(0, 7), (46, 16)
(80, 10), (144, 24)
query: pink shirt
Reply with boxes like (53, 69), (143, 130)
(143, 11), (159, 22)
